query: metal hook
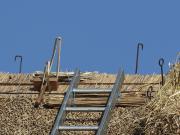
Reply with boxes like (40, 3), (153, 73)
(15, 55), (23, 73)
(146, 86), (153, 100)
(176, 52), (180, 63)
(159, 58), (164, 86)
(135, 43), (144, 74)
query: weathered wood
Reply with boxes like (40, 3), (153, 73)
(43, 91), (151, 108)
(0, 82), (33, 86)
(44, 99), (146, 108)
(32, 77), (58, 91)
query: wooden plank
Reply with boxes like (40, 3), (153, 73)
(0, 82), (160, 86)
(43, 94), (148, 108)
(44, 100), (146, 108)
(0, 82), (33, 86)
(32, 77), (58, 82)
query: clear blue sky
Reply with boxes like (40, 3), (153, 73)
(0, 1), (179, 74)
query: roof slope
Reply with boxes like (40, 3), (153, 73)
(0, 73), (161, 135)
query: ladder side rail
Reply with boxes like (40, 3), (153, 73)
(96, 69), (125, 135)
(50, 69), (80, 135)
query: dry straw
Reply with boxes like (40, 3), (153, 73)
(0, 63), (179, 134)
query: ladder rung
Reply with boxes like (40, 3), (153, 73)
(59, 126), (99, 131)
(66, 107), (105, 112)
(73, 88), (112, 93)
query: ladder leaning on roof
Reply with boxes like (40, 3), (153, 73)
(50, 68), (125, 135)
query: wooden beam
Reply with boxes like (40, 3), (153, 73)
(42, 91), (152, 108)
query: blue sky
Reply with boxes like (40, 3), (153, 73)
(0, 1), (179, 74)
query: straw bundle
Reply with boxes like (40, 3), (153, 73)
(142, 64), (180, 134)
(112, 63), (180, 135)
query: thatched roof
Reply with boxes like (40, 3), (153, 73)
(0, 72), (160, 135)
(0, 69), (179, 134)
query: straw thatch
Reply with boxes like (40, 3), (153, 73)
(142, 64), (180, 134)
(0, 67), (179, 135)
(107, 63), (180, 135)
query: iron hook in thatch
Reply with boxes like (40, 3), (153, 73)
(146, 86), (153, 100)
(159, 58), (165, 86)
(15, 55), (23, 73)
(135, 43), (144, 74)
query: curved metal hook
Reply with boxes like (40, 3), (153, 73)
(176, 52), (180, 63)
(146, 86), (153, 100)
(138, 43), (144, 50)
(159, 58), (164, 67)
(15, 55), (23, 73)
(158, 58), (165, 86)
(135, 43), (144, 74)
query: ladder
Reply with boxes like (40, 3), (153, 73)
(50, 69), (125, 135)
